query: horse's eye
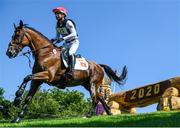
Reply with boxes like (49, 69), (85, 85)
(14, 34), (20, 39)
(16, 35), (20, 38)
(14, 39), (19, 42)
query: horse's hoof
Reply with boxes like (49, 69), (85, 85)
(107, 111), (112, 115)
(11, 117), (21, 123)
(85, 113), (92, 118)
(108, 112), (112, 115)
(82, 116), (87, 119)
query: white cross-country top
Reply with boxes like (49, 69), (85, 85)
(55, 19), (78, 42)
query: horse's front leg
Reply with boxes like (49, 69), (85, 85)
(12, 81), (42, 123)
(14, 69), (54, 107)
(14, 75), (33, 106)
(12, 71), (50, 123)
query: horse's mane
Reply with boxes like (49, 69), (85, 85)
(24, 26), (58, 48)
(25, 26), (50, 42)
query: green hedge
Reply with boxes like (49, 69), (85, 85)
(0, 87), (91, 119)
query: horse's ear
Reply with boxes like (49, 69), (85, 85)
(13, 23), (17, 29)
(19, 20), (24, 28)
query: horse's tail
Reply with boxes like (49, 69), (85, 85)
(99, 64), (127, 85)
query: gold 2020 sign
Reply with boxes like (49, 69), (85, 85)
(125, 81), (170, 102)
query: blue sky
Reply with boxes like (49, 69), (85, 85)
(0, 0), (179, 113)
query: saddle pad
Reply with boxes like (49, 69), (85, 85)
(75, 58), (88, 70)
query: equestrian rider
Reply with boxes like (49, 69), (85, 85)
(51, 6), (79, 75)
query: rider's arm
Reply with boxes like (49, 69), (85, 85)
(62, 20), (77, 41)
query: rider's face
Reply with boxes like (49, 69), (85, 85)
(55, 12), (64, 21)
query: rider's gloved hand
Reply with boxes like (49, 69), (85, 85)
(50, 38), (56, 43)
(58, 38), (64, 42)
(51, 38), (64, 44)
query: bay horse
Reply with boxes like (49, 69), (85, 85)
(6, 20), (127, 123)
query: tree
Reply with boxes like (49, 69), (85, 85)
(0, 87), (91, 119)
(25, 89), (59, 119)
(0, 87), (17, 119)
(0, 87), (5, 102)
(50, 88), (91, 117)
(24, 88), (91, 119)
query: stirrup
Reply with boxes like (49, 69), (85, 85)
(66, 70), (74, 77)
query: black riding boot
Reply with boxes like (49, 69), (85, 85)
(68, 54), (75, 75)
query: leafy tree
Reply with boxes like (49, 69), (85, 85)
(0, 100), (17, 119)
(0, 87), (91, 119)
(0, 87), (17, 119)
(50, 88), (91, 117)
(25, 89), (59, 119)
(0, 87), (5, 102)
(24, 88), (91, 119)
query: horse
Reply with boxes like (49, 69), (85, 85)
(6, 20), (127, 123)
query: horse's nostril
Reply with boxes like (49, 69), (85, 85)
(6, 50), (10, 56)
(6, 48), (14, 58)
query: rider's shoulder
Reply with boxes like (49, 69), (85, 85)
(66, 19), (74, 25)
(65, 19), (76, 29)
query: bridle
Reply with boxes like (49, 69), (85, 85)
(11, 27), (57, 68)
(11, 27), (34, 68)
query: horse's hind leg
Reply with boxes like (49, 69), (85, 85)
(86, 83), (99, 117)
(97, 93), (112, 115)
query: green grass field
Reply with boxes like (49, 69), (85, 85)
(0, 111), (180, 127)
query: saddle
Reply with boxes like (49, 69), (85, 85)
(61, 48), (88, 70)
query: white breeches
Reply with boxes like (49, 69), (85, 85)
(63, 40), (79, 55)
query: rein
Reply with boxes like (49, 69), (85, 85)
(18, 40), (57, 56)
(17, 29), (59, 68)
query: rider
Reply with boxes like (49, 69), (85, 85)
(51, 6), (79, 75)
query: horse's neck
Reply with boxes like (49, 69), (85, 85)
(26, 28), (54, 56)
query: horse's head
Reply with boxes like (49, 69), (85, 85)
(6, 20), (31, 58)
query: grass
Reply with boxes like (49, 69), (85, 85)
(0, 111), (180, 127)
